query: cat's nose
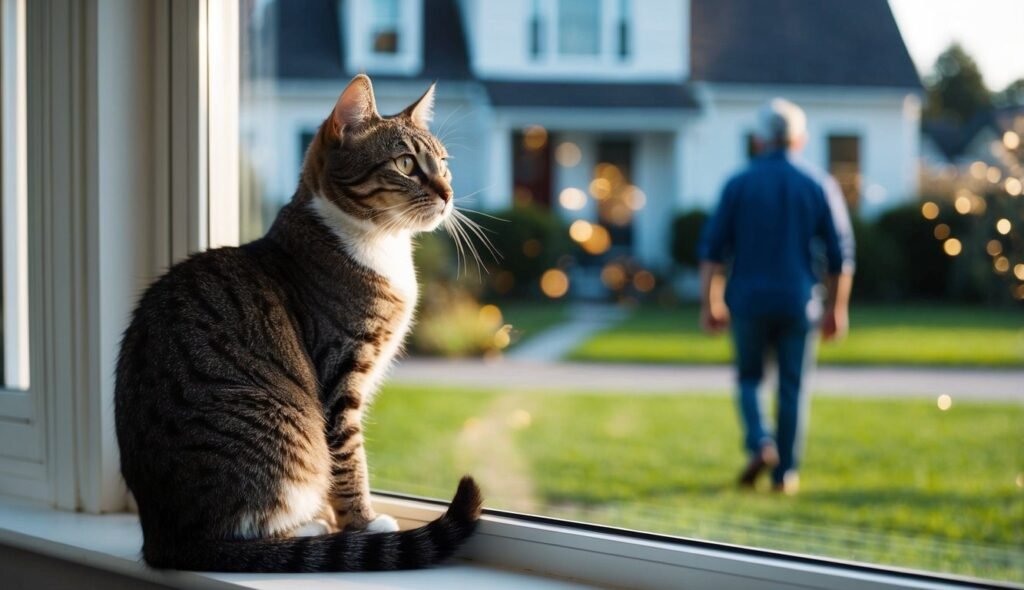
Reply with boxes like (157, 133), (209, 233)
(431, 181), (453, 204)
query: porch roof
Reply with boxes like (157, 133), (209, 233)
(484, 81), (700, 110)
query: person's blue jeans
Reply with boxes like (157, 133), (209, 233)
(731, 313), (818, 484)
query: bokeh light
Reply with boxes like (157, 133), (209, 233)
(559, 187), (587, 210)
(523, 125), (548, 150)
(1004, 130), (1021, 150)
(623, 185), (647, 210)
(601, 263), (627, 290)
(493, 270), (515, 294)
(540, 269), (569, 298)
(633, 270), (656, 293)
(569, 220), (594, 243)
(555, 142), (582, 167)
(942, 238), (962, 256)
(589, 177), (612, 200)
(936, 394), (952, 411)
(507, 409), (532, 430)
(493, 324), (512, 350)
(994, 256), (1010, 273)
(1013, 264), (1024, 281)
(580, 224), (612, 255)
(920, 201), (939, 219)
(933, 224), (950, 240)
(478, 304), (503, 328)
(969, 161), (986, 179)
(986, 239), (1003, 256)
(986, 166), (1002, 183)
(954, 195), (971, 214)
(996, 218), (1012, 235)
(1005, 177), (1022, 196)
(522, 238), (542, 258)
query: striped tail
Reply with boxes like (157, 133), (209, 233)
(147, 477), (483, 572)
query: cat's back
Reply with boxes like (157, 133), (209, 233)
(115, 241), (310, 411)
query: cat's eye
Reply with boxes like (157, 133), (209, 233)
(396, 155), (416, 175)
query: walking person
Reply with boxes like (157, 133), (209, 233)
(698, 99), (855, 494)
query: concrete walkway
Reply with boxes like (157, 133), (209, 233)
(504, 303), (628, 362)
(389, 358), (1024, 402)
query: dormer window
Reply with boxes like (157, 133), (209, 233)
(370, 0), (400, 54)
(344, 0), (422, 75)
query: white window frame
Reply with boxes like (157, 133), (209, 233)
(344, 0), (423, 76)
(537, 0), (630, 66)
(0, 0), (47, 504)
(0, 3), (1001, 588)
(215, 12), (997, 589)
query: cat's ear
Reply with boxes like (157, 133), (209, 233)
(402, 82), (436, 129)
(330, 74), (379, 138)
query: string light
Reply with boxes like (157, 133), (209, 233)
(943, 238), (962, 256)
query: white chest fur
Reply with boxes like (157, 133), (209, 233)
(309, 196), (418, 399)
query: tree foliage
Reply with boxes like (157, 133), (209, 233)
(923, 43), (991, 125)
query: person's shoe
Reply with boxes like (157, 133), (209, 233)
(771, 472), (800, 495)
(737, 444), (779, 489)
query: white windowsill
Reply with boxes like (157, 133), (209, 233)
(0, 496), (597, 589)
(0, 493), (1005, 590)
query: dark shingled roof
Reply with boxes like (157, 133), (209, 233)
(265, 0), (471, 81)
(486, 81), (699, 109)
(257, 0), (921, 94)
(690, 0), (922, 89)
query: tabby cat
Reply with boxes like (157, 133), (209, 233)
(115, 75), (482, 572)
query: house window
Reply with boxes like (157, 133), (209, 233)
(558, 0), (601, 56)
(828, 135), (861, 210)
(745, 132), (758, 161)
(370, 0), (400, 54)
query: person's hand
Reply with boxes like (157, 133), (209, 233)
(701, 302), (730, 335)
(822, 304), (848, 341)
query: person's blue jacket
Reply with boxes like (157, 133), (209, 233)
(699, 150), (855, 319)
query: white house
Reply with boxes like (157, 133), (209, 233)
(241, 0), (922, 273)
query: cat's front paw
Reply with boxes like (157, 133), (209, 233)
(365, 514), (399, 533)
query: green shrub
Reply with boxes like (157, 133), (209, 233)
(875, 202), (960, 300)
(478, 203), (571, 298)
(670, 210), (709, 268)
(850, 215), (904, 301)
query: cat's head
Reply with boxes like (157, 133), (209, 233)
(303, 75), (452, 233)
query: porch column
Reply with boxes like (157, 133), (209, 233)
(484, 123), (513, 211)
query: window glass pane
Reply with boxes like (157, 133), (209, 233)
(558, 0), (600, 56)
(1, 0), (29, 390)
(237, 1), (1024, 583)
(828, 135), (861, 211)
(371, 0), (400, 54)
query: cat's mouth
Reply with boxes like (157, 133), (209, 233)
(402, 196), (450, 232)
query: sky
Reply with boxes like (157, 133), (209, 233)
(888, 0), (1024, 91)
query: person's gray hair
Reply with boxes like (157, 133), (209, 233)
(754, 98), (807, 147)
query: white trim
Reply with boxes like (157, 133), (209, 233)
(1, 0), (29, 390)
(372, 495), (999, 590)
(207, 0), (240, 249)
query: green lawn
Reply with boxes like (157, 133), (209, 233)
(495, 301), (569, 348)
(569, 304), (1024, 367)
(365, 384), (1023, 582)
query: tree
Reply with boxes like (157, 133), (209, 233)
(923, 43), (991, 125)
(993, 78), (1024, 108)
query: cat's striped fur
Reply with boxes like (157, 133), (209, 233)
(115, 75), (482, 572)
